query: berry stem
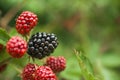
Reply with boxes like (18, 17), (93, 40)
(0, 57), (12, 66)
(24, 35), (29, 42)
(9, 63), (22, 73)
(0, 0), (27, 30)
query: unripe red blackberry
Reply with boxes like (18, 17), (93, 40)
(6, 36), (27, 58)
(0, 44), (3, 52)
(27, 32), (58, 59)
(35, 66), (57, 80)
(0, 63), (7, 73)
(45, 56), (66, 73)
(22, 63), (38, 80)
(16, 11), (38, 35)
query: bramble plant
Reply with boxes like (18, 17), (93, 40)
(1, 0), (120, 80)
(0, 11), (66, 80)
(0, 11), (97, 80)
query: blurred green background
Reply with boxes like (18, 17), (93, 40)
(0, 0), (120, 80)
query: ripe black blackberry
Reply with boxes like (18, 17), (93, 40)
(27, 32), (58, 59)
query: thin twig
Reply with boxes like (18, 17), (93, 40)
(0, 57), (12, 65)
(0, 0), (27, 30)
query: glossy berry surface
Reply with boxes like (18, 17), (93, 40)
(22, 63), (38, 80)
(16, 11), (38, 35)
(35, 66), (57, 80)
(45, 56), (66, 73)
(6, 36), (27, 58)
(27, 32), (58, 59)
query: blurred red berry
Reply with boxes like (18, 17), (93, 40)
(45, 56), (66, 73)
(22, 63), (38, 80)
(16, 11), (38, 35)
(35, 66), (57, 80)
(6, 36), (27, 58)
(0, 44), (3, 52)
(0, 64), (7, 73)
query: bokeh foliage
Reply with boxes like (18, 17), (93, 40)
(0, 0), (120, 80)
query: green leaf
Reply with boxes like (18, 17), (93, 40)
(101, 53), (120, 68)
(60, 57), (82, 80)
(0, 28), (11, 42)
(0, 39), (6, 46)
(79, 52), (94, 74)
(74, 49), (96, 80)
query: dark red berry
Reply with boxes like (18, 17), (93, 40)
(35, 66), (57, 80)
(27, 32), (58, 59)
(22, 63), (38, 80)
(0, 63), (7, 73)
(0, 44), (3, 52)
(45, 56), (66, 73)
(6, 36), (27, 58)
(16, 11), (38, 35)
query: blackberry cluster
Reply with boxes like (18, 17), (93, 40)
(27, 32), (58, 59)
